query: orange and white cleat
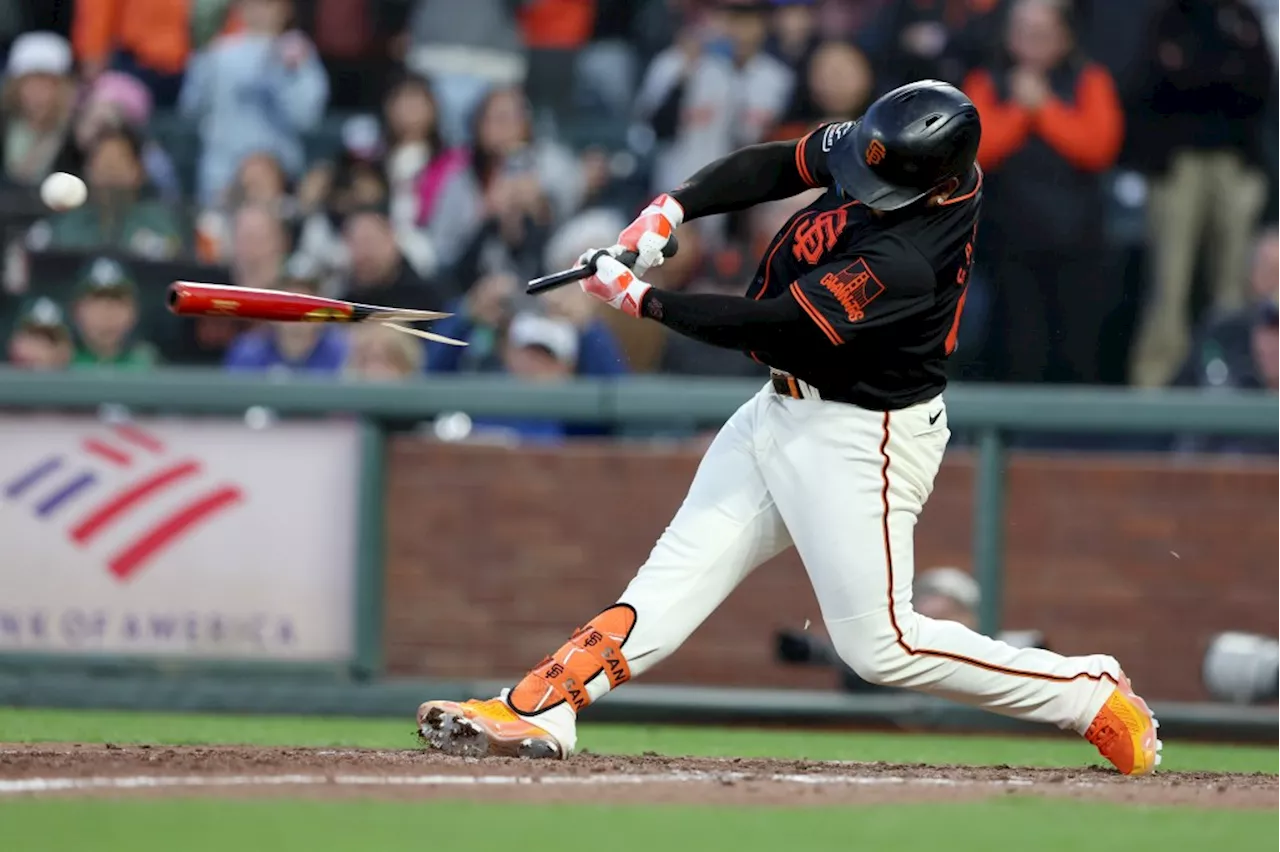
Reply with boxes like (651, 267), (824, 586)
(1085, 672), (1162, 776)
(417, 698), (564, 759)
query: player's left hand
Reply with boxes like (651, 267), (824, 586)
(580, 253), (652, 318)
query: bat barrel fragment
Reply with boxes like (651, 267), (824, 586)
(167, 282), (358, 322)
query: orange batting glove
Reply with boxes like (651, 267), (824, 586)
(613, 194), (684, 276)
(581, 254), (652, 318)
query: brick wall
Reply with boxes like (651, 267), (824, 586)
(383, 440), (1278, 701)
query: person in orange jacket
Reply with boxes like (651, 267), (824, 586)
(72, 0), (239, 106)
(962, 0), (1123, 384)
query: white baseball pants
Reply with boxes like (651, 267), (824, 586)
(519, 384), (1120, 754)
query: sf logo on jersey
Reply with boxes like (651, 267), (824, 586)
(793, 209), (849, 265)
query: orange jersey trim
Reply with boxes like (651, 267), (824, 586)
(790, 281), (843, 345)
(794, 130), (819, 188)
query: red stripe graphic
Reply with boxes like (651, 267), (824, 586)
(107, 486), (243, 580)
(113, 424), (165, 453)
(70, 461), (201, 545)
(82, 439), (132, 467)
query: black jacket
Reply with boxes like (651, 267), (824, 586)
(1123, 0), (1275, 174)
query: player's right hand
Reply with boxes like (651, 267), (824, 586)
(594, 194), (684, 277)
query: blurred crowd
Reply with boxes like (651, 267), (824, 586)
(0, 0), (1276, 440)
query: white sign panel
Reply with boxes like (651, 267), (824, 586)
(0, 415), (359, 661)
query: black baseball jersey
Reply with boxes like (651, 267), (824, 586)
(747, 122), (982, 411)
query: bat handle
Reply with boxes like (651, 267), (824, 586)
(526, 235), (679, 296)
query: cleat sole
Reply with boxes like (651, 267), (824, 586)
(417, 701), (562, 760)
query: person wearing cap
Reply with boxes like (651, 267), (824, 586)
(179, 0), (329, 206)
(0, 31), (81, 187)
(223, 257), (350, 373)
(6, 296), (73, 370)
(467, 312), (577, 444)
(44, 124), (187, 261)
(68, 256), (159, 369)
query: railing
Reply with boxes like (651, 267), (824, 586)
(0, 368), (1275, 665)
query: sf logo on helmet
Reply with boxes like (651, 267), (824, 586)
(865, 139), (887, 166)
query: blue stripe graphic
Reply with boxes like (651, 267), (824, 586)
(34, 472), (98, 517)
(4, 457), (64, 498)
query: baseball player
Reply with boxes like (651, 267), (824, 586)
(418, 81), (1161, 776)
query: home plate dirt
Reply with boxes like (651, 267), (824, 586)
(0, 745), (1275, 809)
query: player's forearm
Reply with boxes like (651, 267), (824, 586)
(639, 288), (819, 352)
(668, 140), (812, 220)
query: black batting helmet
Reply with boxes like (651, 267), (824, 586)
(828, 80), (981, 211)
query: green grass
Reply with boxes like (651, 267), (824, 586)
(1, 799), (1275, 852)
(1, 706), (1275, 774)
(1, 707), (1275, 852)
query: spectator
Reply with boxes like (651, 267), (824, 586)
(806, 40), (875, 124)
(68, 256), (159, 369)
(574, 0), (646, 124)
(470, 312), (577, 444)
(196, 151), (298, 262)
(224, 263), (349, 373)
(424, 272), (519, 374)
(963, 0), (1124, 384)
(306, 0), (411, 110)
(768, 0), (822, 136)
(518, 0), (596, 133)
(72, 0), (237, 106)
(345, 322), (426, 379)
(380, 77), (455, 275)
(72, 71), (182, 203)
(180, 0), (329, 206)
(342, 206), (455, 311)
(862, 0), (1004, 91)
(403, 0), (528, 145)
(1125, 0), (1274, 388)
(41, 125), (187, 260)
(173, 204), (286, 366)
(1174, 228), (1279, 394)
(635, 1), (794, 196)
(429, 86), (583, 275)
(5, 296), (72, 370)
(0, 32), (80, 188)
(231, 203), (290, 291)
(297, 116), (439, 288)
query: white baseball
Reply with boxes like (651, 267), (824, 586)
(40, 172), (88, 211)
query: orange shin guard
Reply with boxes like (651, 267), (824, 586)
(509, 604), (636, 716)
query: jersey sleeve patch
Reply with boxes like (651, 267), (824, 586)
(791, 246), (931, 344)
(815, 258), (886, 322)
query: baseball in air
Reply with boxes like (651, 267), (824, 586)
(40, 172), (87, 211)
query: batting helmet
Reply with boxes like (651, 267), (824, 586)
(828, 80), (981, 212)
